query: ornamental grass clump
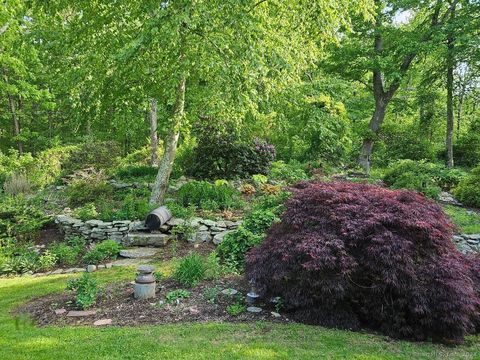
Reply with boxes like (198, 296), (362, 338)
(246, 181), (480, 343)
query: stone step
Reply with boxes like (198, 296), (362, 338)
(123, 232), (172, 247)
(119, 247), (159, 259)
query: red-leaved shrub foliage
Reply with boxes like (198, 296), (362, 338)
(246, 181), (480, 342)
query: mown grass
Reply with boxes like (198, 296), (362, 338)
(1, 265), (480, 359)
(443, 205), (480, 234)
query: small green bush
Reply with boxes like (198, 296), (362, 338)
(243, 209), (278, 234)
(174, 253), (206, 287)
(0, 195), (51, 242)
(73, 203), (98, 221)
(177, 181), (242, 211)
(454, 165), (480, 208)
(66, 181), (114, 208)
(216, 227), (264, 271)
(269, 161), (309, 183)
(62, 141), (121, 174)
(383, 160), (465, 199)
(99, 194), (150, 221)
(203, 286), (220, 304)
(165, 202), (196, 219)
(165, 289), (191, 304)
(173, 252), (222, 287)
(82, 240), (121, 264)
(67, 273), (98, 309)
(49, 242), (81, 266)
(226, 303), (246, 316)
(37, 250), (57, 271)
(2, 173), (31, 196)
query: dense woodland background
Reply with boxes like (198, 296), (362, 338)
(1, 0), (478, 184)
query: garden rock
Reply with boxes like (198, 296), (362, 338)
(66, 310), (97, 317)
(93, 319), (112, 326)
(247, 306), (262, 313)
(194, 231), (212, 243)
(86, 265), (97, 273)
(54, 309), (67, 315)
(213, 230), (233, 245)
(221, 288), (238, 296)
(271, 312), (281, 318)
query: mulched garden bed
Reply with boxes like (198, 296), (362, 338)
(16, 276), (291, 327)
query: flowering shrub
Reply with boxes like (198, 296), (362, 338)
(246, 181), (480, 343)
(187, 120), (275, 179)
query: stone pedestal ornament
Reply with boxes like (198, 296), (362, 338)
(134, 265), (156, 300)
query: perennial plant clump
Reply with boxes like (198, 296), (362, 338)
(246, 181), (480, 343)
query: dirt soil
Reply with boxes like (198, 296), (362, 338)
(16, 276), (291, 327)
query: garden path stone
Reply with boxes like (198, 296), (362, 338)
(247, 306), (262, 313)
(112, 258), (153, 267)
(66, 310), (97, 317)
(119, 248), (159, 259)
(93, 319), (112, 326)
(124, 233), (171, 247)
(54, 309), (66, 315)
(221, 288), (238, 296)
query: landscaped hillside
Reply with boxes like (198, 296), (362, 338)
(1, 1), (480, 359)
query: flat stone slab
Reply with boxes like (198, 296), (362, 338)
(119, 248), (159, 259)
(124, 233), (171, 247)
(111, 258), (153, 267)
(54, 308), (67, 315)
(221, 288), (238, 296)
(94, 319), (112, 326)
(247, 306), (262, 313)
(66, 310), (97, 317)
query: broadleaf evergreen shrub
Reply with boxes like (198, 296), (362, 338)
(383, 160), (465, 199)
(454, 165), (480, 208)
(246, 181), (480, 343)
(187, 120), (275, 179)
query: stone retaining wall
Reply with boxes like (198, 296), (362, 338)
(453, 233), (480, 254)
(55, 215), (242, 246)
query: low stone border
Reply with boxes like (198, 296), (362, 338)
(453, 234), (480, 254)
(55, 215), (242, 246)
(55, 215), (140, 242)
(27, 263), (114, 278)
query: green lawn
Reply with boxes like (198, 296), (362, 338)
(443, 205), (480, 234)
(1, 266), (480, 359)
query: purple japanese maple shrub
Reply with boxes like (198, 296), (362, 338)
(246, 181), (480, 342)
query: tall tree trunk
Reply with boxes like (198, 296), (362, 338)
(8, 95), (23, 155)
(359, 99), (388, 174)
(149, 75), (186, 205)
(358, 15), (388, 175)
(445, 3), (456, 169)
(456, 76), (466, 140)
(446, 63), (454, 168)
(358, 0), (443, 174)
(149, 98), (159, 167)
